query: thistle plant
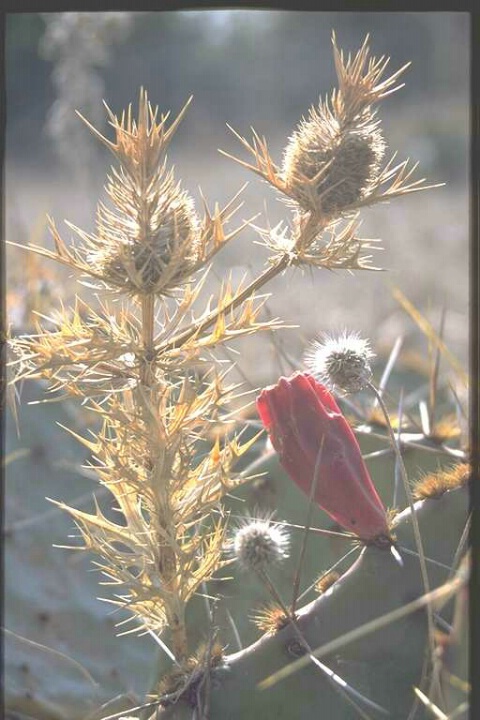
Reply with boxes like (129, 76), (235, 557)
(7, 33), (469, 720)
(222, 32), (433, 276)
(10, 90), (276, 662)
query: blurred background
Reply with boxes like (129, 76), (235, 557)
(5, 11), (470, 379)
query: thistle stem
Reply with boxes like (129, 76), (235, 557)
(157, 212), (323, 355)
(139, 292), (188, 663)
(140, 295), (156, 384)
(159, 255), (289, 354)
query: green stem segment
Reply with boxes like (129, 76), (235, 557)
(367, 381), (436, 662)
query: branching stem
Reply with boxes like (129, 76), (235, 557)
(157, 212), (323, 356)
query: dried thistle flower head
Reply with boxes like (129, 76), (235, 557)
(232, 515), (289, 572)
(279, 33), (411, 217)
(224, 33), (435, 262)
(44, 89), (208, 298)
(282, 114), (386, 216)
(36, 90), (253, 300)
(305, 331), (375, 393)
(88, 167), (201, 296)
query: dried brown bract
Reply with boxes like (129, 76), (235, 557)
(282, 110), (386, 216)
(88, 166), (201, 296)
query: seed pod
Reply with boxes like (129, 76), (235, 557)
(233, 517), (289, 572)
(283, 107), (385, 216)
(305, 331), (375, 394)
(90, 175), (200, 297)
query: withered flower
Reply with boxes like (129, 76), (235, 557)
(305, 331), (375, 393)
(232, 516), (289, 572)
(282, 113), (386, 216)
(88, 166), (201, 296)
(222, 33), (435, 278)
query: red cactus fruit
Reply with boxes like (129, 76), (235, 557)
(256, 372), (390, 542)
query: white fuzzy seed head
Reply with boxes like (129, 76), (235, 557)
(305, 331), (375, 394)
(233, 518), (289, 572)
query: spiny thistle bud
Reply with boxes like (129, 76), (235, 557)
(90, 174), (201, 296)
(233, 517), (289, 572)
(282, 109), (385, 216)
(305, 331), (375, 393)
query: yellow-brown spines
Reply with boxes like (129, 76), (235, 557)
(252, 602), (290, 635)
(413, 463), (470, 500)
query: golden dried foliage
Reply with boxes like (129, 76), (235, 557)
(11, 92), (251, 300)
(413, 463), (470, 501)
(9, 89), (280, 662)
(8, 35), (437, 665)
